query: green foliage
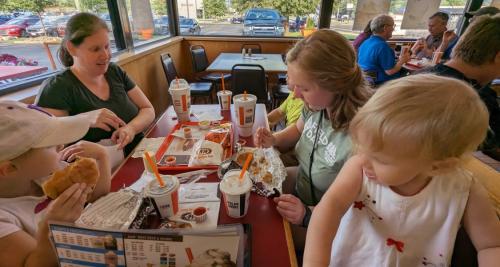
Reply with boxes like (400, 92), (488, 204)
(203, 0), (227, 18)
(78, 0), (107, 13)
(443, 0), (467, 6)
(305, 15), (315, 29)
(151, 0), (167, 16)
(231, 0), (268, 14)
(2, 0), (55, 13)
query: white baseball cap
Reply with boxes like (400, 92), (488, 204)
(0, 100), (91, 162)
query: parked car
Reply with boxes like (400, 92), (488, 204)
(0, 14), (13, 25)
(0, 16), (39, 37)
(179, 18), (200, 35)
(243, 8), (285, 37)
(26, 16), (69, 37)
(154, 15), (169, 35)
(57, 14), (111, 37)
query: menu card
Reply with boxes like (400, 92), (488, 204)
(49, 222), (247, 267)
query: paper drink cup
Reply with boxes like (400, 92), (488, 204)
(233, 94), (257, 137)
(217, 90), (232, 110)
(401, 45), (409, 56)
(220, 169), (252, 218)
(432, 51), (443, 65)
(145, 175), (180, 219)
(169, 79), (191, 122)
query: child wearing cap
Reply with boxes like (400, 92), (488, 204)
(0, 100), (111, 266)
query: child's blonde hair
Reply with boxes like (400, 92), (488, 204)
(350, 74), (488, 160)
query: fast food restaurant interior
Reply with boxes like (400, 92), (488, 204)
(0, 0), (499, 266)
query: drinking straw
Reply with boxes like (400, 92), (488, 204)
(175, 77), (180, 89)
(144, 152), (165, 187)
(239, 153), (253, 182)
(185, 247), (194, 264)
(244, 90), (247, 100)
(221, 73), (226, 92)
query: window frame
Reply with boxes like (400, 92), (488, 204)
(0, 0), (487, 96)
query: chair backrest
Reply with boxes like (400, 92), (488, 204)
(363, 70), (377, 87)
(231, 64), (267, 103)
(190, 45), (209, 73)
(241, 43), (262, 54)
(160, 53), (178, 85)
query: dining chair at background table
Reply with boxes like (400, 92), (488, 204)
(231, 64), (270, 106)
(161, 53), (214, 104)
(190, 45), (231, 98)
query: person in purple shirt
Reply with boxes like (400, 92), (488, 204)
(357, 15), (410, 85)
(352, 20), (372, 52)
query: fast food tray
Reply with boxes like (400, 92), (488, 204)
(155, 121), (234, 171)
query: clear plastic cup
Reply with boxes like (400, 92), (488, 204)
(219, 169), (252, 218)
(145, 175), (180, 219)
(233, 94), (257, 137)
(169, 79), (191, 122)
(217, 90), (232, 111)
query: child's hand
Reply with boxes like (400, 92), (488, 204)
(274, 194), (306, 225)
(60, 141), (107, 162)
(44, 183), (92, 223)
(111, 125), (135, 149)
(254, 127), (275, 148)
(85, 108), (126, 132)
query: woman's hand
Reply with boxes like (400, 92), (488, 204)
(59, 141), (107, 162)
(274, 194), (306, 225)
(111, 125), (136, 149)
(85, 108), (126, 132)
(44, 183), (92, 223)
(254, 127), (275, 148)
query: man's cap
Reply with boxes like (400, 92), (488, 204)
(0, 101), (91, 162)
(466, 6), (499, 18)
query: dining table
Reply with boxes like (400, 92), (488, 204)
(111, 104), (298, 267)
(206, 53), (287, 74)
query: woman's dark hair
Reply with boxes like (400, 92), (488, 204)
(58, 12), (109, 67)
(363, 19), (372, 34)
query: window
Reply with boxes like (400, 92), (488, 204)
(126, 0), (172, 47)
(176, 0), (320, 37)
(330, 0), (467, 40)
(0, 1), (116, 92)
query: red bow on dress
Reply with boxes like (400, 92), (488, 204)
(386, 238), (404, 252)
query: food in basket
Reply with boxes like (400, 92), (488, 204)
(236, 151), (254, 166)
(262, 171), (273, 184)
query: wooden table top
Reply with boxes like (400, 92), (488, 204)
(207, 53), (287, 73)
(111, 104), (297, 267)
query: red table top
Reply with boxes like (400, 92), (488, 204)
(0, 65), (48, 80)
(111, 104), (297, 267)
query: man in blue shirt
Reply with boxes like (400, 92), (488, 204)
(358, 15), (410, 84)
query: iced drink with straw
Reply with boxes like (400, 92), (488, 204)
(217, 73), (232, 110)
(169, 78), (191, 122)
(145, 174), (180, 218)
(233, 92), (257, 137)
(220, 169), (252, 218)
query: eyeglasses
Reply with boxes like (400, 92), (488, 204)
(384, 24), (395, 29)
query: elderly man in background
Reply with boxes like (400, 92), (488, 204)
(411, 12), (458, 60)
(358, 14), (410, 85)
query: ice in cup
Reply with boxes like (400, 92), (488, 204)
(217, 90), (232, 111)
(432, 51), (443, 65)
(219, 169), (252, 218)
(145, 175), (180, 219)
(169, 78), (191, 122)
(233, 93), (257, 137)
